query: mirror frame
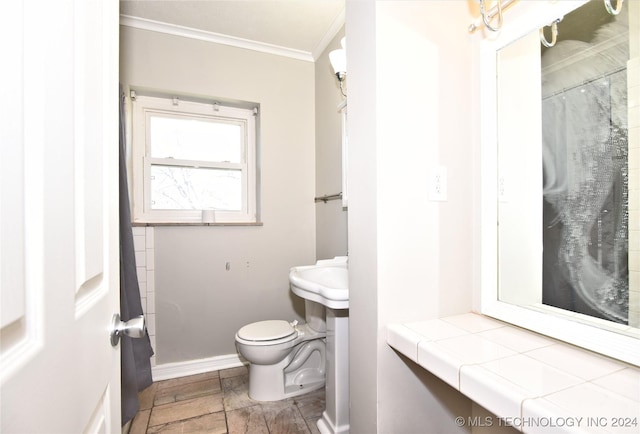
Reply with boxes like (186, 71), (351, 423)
(477, 0), (640, 366)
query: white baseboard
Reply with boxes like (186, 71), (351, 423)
(152, 353), (247, 381)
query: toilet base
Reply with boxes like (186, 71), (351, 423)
(249, 364), (325, 401)
(283, 378), (325, 399)
(247, 339), (325, 401)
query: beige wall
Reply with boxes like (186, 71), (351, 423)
(119, 26), (317, 363)
(346, 1), (476, 432)
(315, 28), (349, 260)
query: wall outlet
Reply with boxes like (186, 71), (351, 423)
(498, 175), (508, 202)
(429, 166), (448, 202)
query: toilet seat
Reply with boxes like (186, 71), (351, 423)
(237, 320), (296, 343)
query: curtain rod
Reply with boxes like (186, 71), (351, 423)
(542, 65), (627, 100)
(314, 193), (342, 203)
(468, 0), (518, 33)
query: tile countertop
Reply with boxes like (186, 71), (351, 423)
(387, 313), (640, 434)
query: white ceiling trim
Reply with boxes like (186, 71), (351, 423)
(311, 7), (345, 61)
(120, 14), (315, 62)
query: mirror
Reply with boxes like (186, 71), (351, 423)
(495, 0), (639, 346)
(540, 1), (630, 326)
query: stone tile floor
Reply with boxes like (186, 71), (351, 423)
(126, 366), (325, 434)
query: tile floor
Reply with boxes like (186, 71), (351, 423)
(126, 366), (325, 434)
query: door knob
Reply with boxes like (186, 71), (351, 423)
(110, 313), (146, 347)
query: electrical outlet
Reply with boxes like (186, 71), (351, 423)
(429, 166), (447, 202)
(498, 175), (508, 202)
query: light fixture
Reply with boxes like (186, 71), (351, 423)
(329, 37), (347, 97)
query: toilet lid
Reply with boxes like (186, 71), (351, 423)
(237, 320), (296, 342)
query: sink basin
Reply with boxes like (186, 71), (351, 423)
(289, 256), (348, 309)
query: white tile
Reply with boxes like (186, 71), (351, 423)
(542, 382), (640, 431)
(145, 227), (154, 248)
(630, 250), (640, 273)
(631, 211), (640, 234)
(460, 365), (527, 421)
(405, 319), (468, 341)
(525, 344), (624, 380)
(415, 334), (516, 391)
(591, 368), (640, 403)
(133, 235), (146, 252)
(629, 127), (640, 165)
(479, 354), (583, 397)
(138, 279), (147, 293)
(131, 226), (145, 236)
(141, 296), (147, 314)
(629, 232), (640, 256)
(630, 105), (639, 129)
(630, 272), (640, 292)
(478, 326), (556, 353)
(417, 341), (464, 389)
(470, 403), (520, 434)
(136, 266), (147, 283)
(442, 313), (506, 333)
(135, 250), (146, 267)
(630, 168), (639, 198)
(146, 313), (156, 336)
(149, 337), (156, 368)
(628, 58), (640, 88)
(146, 270), (155, 292)
(522, 397), (599, 434)
(146, 248), (155, 271)
(147, 292), (155, 314)
(430, 334), (516, 365)
(387, 324), (422, 362)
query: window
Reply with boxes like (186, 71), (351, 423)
(131, 94), (258, 224)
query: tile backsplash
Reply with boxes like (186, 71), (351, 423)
(132, 226), (156, 367)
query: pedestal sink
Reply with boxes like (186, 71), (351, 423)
(289, 256), (349, 434)
(289, 257), (348, 309)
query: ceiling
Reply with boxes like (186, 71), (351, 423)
(119, 0), (346, 61)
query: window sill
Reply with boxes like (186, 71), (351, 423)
(132, 222), (263, 227)
(387, 313), (639, 432)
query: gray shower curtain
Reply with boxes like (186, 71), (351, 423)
(541, 71), (629, 324)
(119, 85), (154, 426)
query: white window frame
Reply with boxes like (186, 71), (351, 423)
(131, 94), (258, 224)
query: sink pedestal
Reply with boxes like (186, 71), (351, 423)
(317, 308), (349, 434)
(288, 257), (349, 434)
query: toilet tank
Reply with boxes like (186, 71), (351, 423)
(305, 300), (326, 332)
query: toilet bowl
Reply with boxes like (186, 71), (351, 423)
(235, 300), (327, 401)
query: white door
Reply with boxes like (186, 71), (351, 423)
(0, 0), (121, 432)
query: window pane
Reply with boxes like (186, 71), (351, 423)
(150, 165), (242, 211)
(149, 115), (242, 163)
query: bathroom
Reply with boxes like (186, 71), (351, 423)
(119, 4), (347, 375)
(118, 0), (477, 429)
(120, 0), (639, 432)
(119, 1), (469, 431)
(3, 0), (638, 433)
(119, 0), (349, 430)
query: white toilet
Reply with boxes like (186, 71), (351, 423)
(235, 300), (327, 401)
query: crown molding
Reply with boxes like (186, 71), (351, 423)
(311, 8), (346, 61)
(120, 14), (315, 62)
